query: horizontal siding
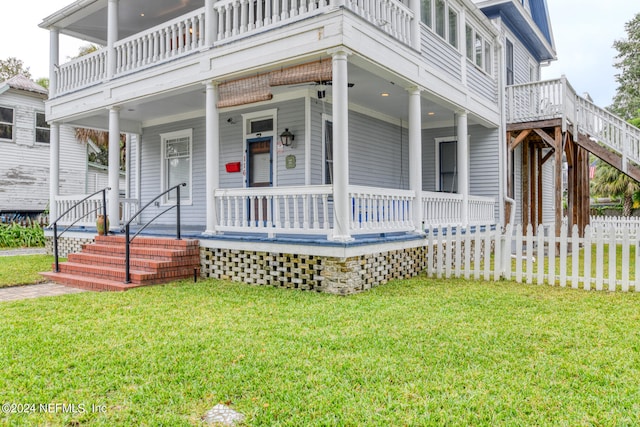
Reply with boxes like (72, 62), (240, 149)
(348, 111), (409, 189)
(0, 89), (86, 212)
(467, 65), (498, 104)
(59, 126), (88, 196)
(139, 117), (206, 226)
(421, 28), (463, 82)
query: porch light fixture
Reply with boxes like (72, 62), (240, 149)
(280, 128), (294, 147)
(381, 92), (390, 97)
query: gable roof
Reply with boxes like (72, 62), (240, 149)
(0, 75), (49, 97)
(475, 0), (556, 62)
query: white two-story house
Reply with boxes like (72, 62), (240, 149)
(40, 0), (640, 293)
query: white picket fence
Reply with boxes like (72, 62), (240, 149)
(425, 222), (640, 292)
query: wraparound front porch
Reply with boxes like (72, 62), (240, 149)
(54, 185), (496, 241)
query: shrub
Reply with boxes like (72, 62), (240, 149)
(0, 221), (46, 248)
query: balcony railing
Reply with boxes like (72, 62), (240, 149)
(506, 77), (640, 170)
(51, 0), (414, 97)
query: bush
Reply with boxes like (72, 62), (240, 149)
(0, 221), (46, 248)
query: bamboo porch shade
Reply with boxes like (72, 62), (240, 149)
(217, 59), (332, 108)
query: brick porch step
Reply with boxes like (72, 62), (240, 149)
(41, 236), (200, 291)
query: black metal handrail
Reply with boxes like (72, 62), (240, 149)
(121, 183), (186, 283)
(50, 187), (110, 272)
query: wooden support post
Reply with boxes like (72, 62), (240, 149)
(554, 126), (563, 237)
(522, 139), (530, 231)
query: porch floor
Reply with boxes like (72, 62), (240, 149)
(57, 224), (428, 247)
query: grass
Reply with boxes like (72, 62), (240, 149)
(2, 276), (640, 426)
(0, 255), (60, 288)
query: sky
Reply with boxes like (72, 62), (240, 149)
(0, 1), (638, 109)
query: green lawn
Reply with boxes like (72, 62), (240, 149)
(2, 274), (640, 426)
(0, 255), (60, 288)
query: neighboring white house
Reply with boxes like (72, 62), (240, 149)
(0, 75), (86, 220)
(39, 0), (640, 292)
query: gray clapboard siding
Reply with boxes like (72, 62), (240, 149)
(139, 117), (206, 226)
(421, 28), (463, 82)
(348, 111), (409, 189)
(310, 98), (331, 185)
(467, 65), (498, 104)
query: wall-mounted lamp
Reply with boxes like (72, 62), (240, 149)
(280, 128), (295, 147)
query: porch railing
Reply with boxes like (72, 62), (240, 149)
(420, 191), (496, 228)
(468, 195), (496, 225)
(55, 195), (139, 226)
(348, 185), (414, 234)
(114, 9), (206, 75)
(52, 0), (415, 96)
(214, 0), (331, 42)
(506, 78), (640, 170)
(214, 186), (494, 237)
(214, 185), (333, 236)
(345, 0), (413, 45)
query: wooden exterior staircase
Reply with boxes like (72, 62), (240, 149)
(506, 77), (640, 234)
(41, 235), (200, 291)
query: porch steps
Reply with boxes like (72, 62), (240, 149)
(41, 235), (200, 292)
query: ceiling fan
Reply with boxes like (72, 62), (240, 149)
(288, 80), (355, 99)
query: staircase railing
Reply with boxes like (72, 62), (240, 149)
(121, 183), (186, 283)
(50, 187), (110, 273)
(506, 77), (640, 170)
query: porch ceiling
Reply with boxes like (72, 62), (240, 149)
(40, 0), (204, 45)
(62, 63), (464, 131)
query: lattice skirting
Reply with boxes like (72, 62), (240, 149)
(46, 236), (95, 258)
(200, 246), (431, 295)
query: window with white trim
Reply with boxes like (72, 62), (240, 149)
(35, 112), (50, 144)
(465, 24), (492, 75)
(422, 0), (458, 48)
(161, 129), (192, 204)
(323, 118), (333, 185)
(0, 106), (14, 141)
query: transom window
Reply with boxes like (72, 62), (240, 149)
(0, 106), (14, 140)
(160, 129), (192, 204)
(422, 0), (458, 49)
(35, 112), (50, 144)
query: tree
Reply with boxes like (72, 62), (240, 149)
(0, 57), (31, 81)
(610, 13), (640, 119)
(591, 159), (640, 216)
(72, 45), (126, 170)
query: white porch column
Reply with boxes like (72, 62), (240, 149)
(330, 48), (353, 241)
(205, 0), (217, 46)
(108, 107), (121, 229)
(456, 110), (469, 225)
(49, 123), (60, 222)
(409, 0), (421, 51)
(49, 28), (59, 97)
(205, 81), (220, 234)
(408, 87), (423, 233)
(107, 0), (119, 79)
(135, 133), (142, 203)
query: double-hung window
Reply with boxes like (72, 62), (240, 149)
(0, 106), (14, 141)
(422, 0), (458, 49)
(465, 24), (493, 75)
(161, 129), (192, 204)
(323, 117), (333, 185)
(35, 112), (50, 144)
